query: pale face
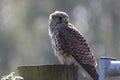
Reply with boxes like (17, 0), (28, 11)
(49, 11), (69, 24)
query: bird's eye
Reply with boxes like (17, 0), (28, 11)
(59, 17), (62, 21)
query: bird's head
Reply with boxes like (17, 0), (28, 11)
(49, 11), (69, 24)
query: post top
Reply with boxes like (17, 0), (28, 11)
(100, 57), (116, 60)
(18, 65), (78, 69)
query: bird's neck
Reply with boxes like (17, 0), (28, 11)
(49, 22), (67, 34)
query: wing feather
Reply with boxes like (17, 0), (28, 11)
(56, 23), (99, 80)
(57, 23), (97, 66)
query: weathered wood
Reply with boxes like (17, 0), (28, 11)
(17, 65), (78, 80)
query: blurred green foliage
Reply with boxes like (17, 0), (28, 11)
(0, 0), (120, 79)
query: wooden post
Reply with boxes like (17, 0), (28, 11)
(17, 65), (78, 80)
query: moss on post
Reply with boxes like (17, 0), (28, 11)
(17, 65), (78, 80)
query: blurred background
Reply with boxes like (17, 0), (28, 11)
(0, 0), (120, 79)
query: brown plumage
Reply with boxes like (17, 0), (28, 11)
(48, 11), (99, 80)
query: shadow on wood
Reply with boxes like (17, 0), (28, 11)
(17, 65), (78, 80)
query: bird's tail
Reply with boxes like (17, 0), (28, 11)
(79, 64), (99, 80)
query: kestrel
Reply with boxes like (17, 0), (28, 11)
(48, 11), (99, 80)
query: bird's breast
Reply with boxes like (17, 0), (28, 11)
(51, 32), (60, 55)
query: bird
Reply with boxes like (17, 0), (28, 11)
(48, 11), (99, 80)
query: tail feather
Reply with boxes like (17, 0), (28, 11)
(79, 63), (99, 80)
